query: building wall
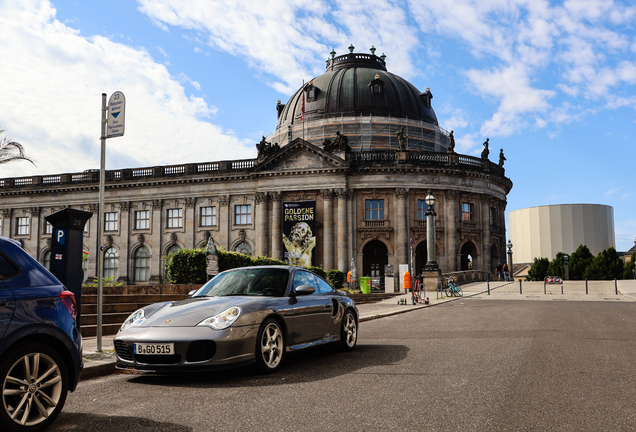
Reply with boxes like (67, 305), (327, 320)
(0, 141), (512, 283)
(509, 204), (615, 263)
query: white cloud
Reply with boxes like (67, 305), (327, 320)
(605, 188), (620, 196)
(0, 0), (253, 178)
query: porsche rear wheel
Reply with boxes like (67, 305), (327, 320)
(339, 310), (357, 351)
(0, 342), (68, 432)
(255, 319), (284, 374)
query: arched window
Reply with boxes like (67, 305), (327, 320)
(43, 250), (51, 270)
(163, 244), (181, 282)
(134, 246), (151, 282)
(167, 244), (181, 256)
(103, 247), (119, 280)
(235, 242), (252, 256)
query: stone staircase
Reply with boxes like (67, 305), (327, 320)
(79, 285), (196, 337)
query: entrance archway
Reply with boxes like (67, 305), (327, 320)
(363, 240), (388, 286)
(460, 241), (478, 271)
(415, 240), (427, 276)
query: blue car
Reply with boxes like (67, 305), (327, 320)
(0, 236), (82, 432)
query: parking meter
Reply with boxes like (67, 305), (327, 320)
(45, 209), (92, 329)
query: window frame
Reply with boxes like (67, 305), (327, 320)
(16, 217), (29, 236)
(462, 203), (474, 221)
(234, 204), (252, 225)
(167, 208), (183, 229)
(417, 199), (429, 220)
(200, 206), (217, 227)
(104, 212), (119, 232)
(133, 246), (151, 282)
(365, 199), (385, 220)
(134, 210), (150, 230)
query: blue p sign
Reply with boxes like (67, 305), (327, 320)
(55, 229), (66, 245)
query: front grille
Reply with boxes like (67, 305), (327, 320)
(114, 340), (133, 361)
(186, 340), (216, 362)
(134, 354), (181, 365)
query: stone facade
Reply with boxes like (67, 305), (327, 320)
(0, 139), (511, 284)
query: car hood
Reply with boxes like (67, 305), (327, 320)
(141, 296), (256, 327)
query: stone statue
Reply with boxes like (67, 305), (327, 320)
(396, 127), (407, 151)
(326, 131), (349, 153)
(256, 136), (280, 158)
(481, 138), (490, 160)
(498, 149), (506, 167)
(447, 130), (456, 153)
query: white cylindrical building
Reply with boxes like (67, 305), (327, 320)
(509, 204), (615, 263)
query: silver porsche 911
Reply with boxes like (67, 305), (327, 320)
(114, 265), (358, 373)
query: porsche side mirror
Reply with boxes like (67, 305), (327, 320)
(188, 289), (197, 297)
(293, 285), (315, 296)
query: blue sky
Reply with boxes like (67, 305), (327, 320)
(1, 0), (635, 251)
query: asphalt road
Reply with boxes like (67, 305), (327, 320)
(51, 299), (636, 431)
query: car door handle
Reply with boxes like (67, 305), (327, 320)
(325, 303), (332, 310)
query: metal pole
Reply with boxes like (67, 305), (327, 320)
(97, 93), (107, 352)
(544, 279), (546, 295)
(519, 279), (522, 294)
(487, 280), (490, 295)
(586, 279), (588, 295)
(615, 279), (618, 295)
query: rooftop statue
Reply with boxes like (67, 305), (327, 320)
(324, 131), (350, 153)
(256, 136), (280, 158)
(481, 138), (490, 160)
(396, 127), (407, 151)
(447, 130), (456, 153)
(499, 149), (506, 167)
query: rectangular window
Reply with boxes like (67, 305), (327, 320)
(490, 207), (496, 224)
(417, 200), (428, 220)
(167, 208), (183, 228)
(44, 220), (53, 234)
(200, 206), (217, 227)
(365, 199), (384, 220)
(462, 203), (473, 221)
(104, 212), (118, 231)
(235, 205), (251, 225)
(135, 210), (150, 230)
(16, 217), (29, 235)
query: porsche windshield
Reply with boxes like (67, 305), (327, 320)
(196, 268), (290, 297)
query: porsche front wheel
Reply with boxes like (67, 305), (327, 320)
(255, 319), (284, 374)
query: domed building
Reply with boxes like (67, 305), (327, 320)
(0, 47), (512, 287)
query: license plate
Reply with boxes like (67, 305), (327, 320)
(134, 343), (174, 355)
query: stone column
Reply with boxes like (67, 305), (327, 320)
(185, 197), (196, 248)
(30, 207), (41, 261)
(347, 190), (354, 268)
(149, 199), (163, 283)
(445, 190), (457, 272)
(270, 192), (282, 260)
(1, 209), (11, 238)
(119, 202), (131, 283)
(395, 188), (409, 267)
(336, 188), (349, 272)
(481, 196), (491, 273)
(218, 195), (230, 250)
(321, 189), (334, 271)
(255, 192), (269, 257)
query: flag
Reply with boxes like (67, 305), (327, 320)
(301, 89), (305, 122)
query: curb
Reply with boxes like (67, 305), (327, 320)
(80, 358), (118, 381)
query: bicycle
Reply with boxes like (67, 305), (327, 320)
(411, 278), (429, 305)
(444, 276), (463, 297)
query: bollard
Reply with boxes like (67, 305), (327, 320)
(615, 279), (618, 295)
(586, 279), (588, 295)
(487, 280), (490, 295)
(544, 280), (546, 295)
(561, 282), (563, 295)
(519, 279), (522, 295)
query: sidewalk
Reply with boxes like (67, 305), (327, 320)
(80, 279), (636, 380)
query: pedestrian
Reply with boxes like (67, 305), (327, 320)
(495, 262), (503, 281)
(502, 262), (509, 281)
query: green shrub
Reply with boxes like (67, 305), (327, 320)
(253, 256), (287, 266)
(327, 269), (345, 289)
(165, 248), (207, 284)
(217, 250), (253, 272)
(306, 266), (327, 279)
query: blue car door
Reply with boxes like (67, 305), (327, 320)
(0, 253), (18, 339)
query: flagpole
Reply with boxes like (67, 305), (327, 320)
(302, 80), (305, 141)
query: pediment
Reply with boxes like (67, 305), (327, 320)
(253, 138), (349, 173)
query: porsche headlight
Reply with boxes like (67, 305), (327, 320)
(197, 306), (242, 330)
(120, 308), (146, 332)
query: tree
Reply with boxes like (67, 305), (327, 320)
(0, 129), (35, 166)
(547, 252), (565, 278)
(569, 244), (593, 280)
(526, 257), (550, 281)
(623, 251), (636, 280)
(584, 247), (624, 280)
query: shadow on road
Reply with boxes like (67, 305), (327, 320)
(51, 413), (192, 431)
(126, 343), (409, 388)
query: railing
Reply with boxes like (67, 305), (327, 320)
(364, 220), (387, 228)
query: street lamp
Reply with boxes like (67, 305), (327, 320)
(563, 254), (569, 280)
(424, 190), (438, 271)
(507, 239), (513, 281)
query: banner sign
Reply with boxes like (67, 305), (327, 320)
(282, 201), (317, 267)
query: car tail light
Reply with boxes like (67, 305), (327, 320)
(59, 290), (77, 320)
